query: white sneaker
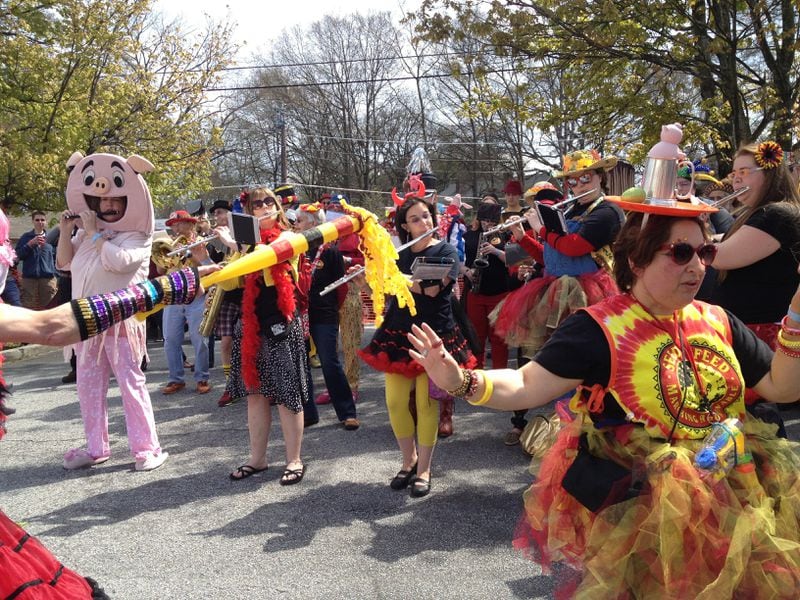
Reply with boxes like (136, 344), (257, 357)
(135, 451), (169, 472)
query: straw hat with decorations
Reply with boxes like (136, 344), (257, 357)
(554, 149), (618, 178)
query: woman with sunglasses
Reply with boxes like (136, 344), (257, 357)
(491, 150), (624, 445)
(222, 188), (310, 485)
(710, 142), (800, 426)
(407, 169), (800, 596)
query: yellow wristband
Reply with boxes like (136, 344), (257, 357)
(467, 370), (494, 406)
(777, 329), (800, 350)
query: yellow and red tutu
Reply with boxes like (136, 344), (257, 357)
(490, 270), (618, 351)
(514, 416), (800, 598)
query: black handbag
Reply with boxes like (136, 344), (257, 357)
(561, 433), (644, 512)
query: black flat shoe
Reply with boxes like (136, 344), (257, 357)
(390, 462), (418, 490)
(409, 476), (431, 498)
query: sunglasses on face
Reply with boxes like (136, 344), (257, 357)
(659, 242), (717, 266)
(250, 199), (274, 209)
(731, 166), (764, 178)
(566, 173), (593, 187)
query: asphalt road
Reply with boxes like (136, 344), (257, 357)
(0, 335), (555, 599)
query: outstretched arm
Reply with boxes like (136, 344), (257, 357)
(0, 303), (79, 346)
(407, 322), (581, 411)
(0, 267), (203, 347)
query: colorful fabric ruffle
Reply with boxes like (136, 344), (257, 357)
(359, 325), (476, 378)
(513, 416), (800, 598)
(490, 270), (618, 352)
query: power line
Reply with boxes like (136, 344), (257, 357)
(207, 67), (522, 92)
(210, 51), (499, 72)
(205, 182), (493, 202)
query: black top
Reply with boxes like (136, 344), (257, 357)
(463, 229), (511, 295)
(712, 203), (800, 323)
(563, 199), (625, 250)
(393, 240), (460, 329)
(308, 245), (345, 326)
(534, 308), (774, 426)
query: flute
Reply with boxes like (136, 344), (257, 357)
(319, 227), (438, 296)
(65, 210), (120, 220)
(167, 232), (219, 256)
(483, 216), (525, 236)
(706, 186), (749, 208)
(549, 188), (599, 210)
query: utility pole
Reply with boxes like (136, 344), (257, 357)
(275, 112), (287, 184)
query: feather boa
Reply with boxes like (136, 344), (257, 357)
(241, 227), (297, 391)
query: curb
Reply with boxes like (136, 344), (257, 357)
(0, 343), (62, 364)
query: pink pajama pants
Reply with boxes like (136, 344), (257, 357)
(75, 339), (161, 461)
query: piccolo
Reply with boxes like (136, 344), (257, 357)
(319, 227), (438, 296)
(706, 186), (749, 208)
(167, 232), (219, 256)
(65, 210), (120, 220)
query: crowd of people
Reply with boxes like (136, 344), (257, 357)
(2, 129), (800, 596)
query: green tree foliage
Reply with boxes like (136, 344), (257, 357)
(412, 0), (800, 170)
(0, 0), (235, 212)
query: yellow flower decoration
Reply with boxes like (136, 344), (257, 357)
(754, 141), (783, 170)
(562, 149), (601, 173)
(339, 200), (415, 326)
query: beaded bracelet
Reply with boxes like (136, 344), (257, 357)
(71, 267), (200, 341)
(777, 345), (800, 359)
(465, 369), (479, 398)
(781, 315), (800, 337)
(776, 329), (800, 350)
(467, 370), (494, 406)
(446, 368), (473, 398)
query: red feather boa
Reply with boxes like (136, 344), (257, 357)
(240, 227), (297, 391)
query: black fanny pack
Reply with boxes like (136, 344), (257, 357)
(561, 433), (644, 513)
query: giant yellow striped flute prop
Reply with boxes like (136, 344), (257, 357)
(138, 205), (415, 324)
(204, 214), (361, 287)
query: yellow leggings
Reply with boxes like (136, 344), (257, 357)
(385, 372), (439, 446)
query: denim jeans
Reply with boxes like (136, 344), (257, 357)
(303, 337), (319, 424)
(310, 322), (356, 421)
(163, 294), (209, 384)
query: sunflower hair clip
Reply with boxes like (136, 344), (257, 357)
(754, 141), (783, 170)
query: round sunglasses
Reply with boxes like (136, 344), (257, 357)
(566, 173), (593, 187)
(659, 242), (717, 266)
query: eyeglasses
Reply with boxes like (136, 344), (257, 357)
(659, 242), (717, 266)
(730, 166), (764, 178)
(250, 199), (274, 209)
(566, 173), (593, 187)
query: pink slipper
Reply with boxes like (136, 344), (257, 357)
(315, 391), (331, 405)
(63, 448), (110, 470)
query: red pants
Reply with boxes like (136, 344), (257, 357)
(466, 291), (509, 369)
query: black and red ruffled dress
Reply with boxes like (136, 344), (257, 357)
(359, 241), (476, 377)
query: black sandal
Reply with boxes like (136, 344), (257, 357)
(229, 464), (268, 481)
(409, 476), (431, 498)
(390, 462), (418, 490)
(280, 464), (306, 486)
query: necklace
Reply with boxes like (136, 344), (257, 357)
(631, 295), (711, 443)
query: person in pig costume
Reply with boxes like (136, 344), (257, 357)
(56, 151), (168, 471)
